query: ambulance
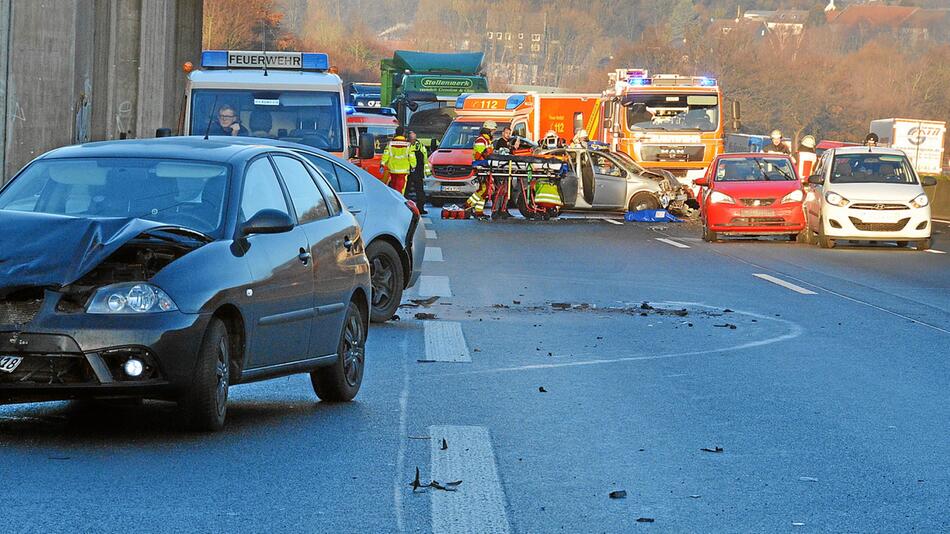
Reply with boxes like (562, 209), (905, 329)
(596, 68), (724, 197)
(182, 50), (352, 158)
(425, 92), (599, 204)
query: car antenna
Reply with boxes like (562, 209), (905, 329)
(260, 19), (268, 77)
(203, 95), (219, 140)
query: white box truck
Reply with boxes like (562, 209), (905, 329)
(870, 118), (946, 175)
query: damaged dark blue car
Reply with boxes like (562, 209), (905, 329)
(0, 138), (372, 431)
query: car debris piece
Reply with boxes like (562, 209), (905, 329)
(415, 312), (438, 320)
(798, 476), (819, 482)
(792, 522), (806, 527)
(723, 308), (734, 313)
(700, 446), (724, 453)
(392, 314), (401, 321)
(713, 323), (737, 329)
(538, 386), (548, 393)
(411, 467), (423, 491)
(492, 303), (510, 309)
(609, 490), (627, 499)
(672, 309), (688, 317)
(640, 301), (654, 310)
(689, 495), (701, 499)
(410, 296), (440, 307)
(513, 300), (521, 305)
(551, 302), (571, 310)
(636, 517), (655, 523)
(441, 438), (448, 450)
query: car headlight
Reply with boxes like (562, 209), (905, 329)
(910, 193), (930, 208)
(87, 283), (178, 314)
(825, 191), (849, 207)
(781, 189), (805, 204)
(709, 191), (735, 204)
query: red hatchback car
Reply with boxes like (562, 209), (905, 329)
(696, 153), (806, 242)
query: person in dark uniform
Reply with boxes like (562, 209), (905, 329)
(493, 126), (521, 153)
(407, 131), (429, 214)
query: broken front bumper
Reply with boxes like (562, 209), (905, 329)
(0, 298), (211, 404)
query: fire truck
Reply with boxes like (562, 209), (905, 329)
(181, 50), (350, 158)
(595, 68), (724, 197)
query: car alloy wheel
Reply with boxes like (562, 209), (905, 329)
(311, 302), (366, 401)
(342, 312), (365, 388)
(366, 241), (404, 323)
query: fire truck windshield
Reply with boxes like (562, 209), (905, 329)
(623, 94), (719, 132)
(439, 121), (510, 149)
(191, 89), (344, 152)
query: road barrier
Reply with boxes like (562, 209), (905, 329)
(925, 177), (950, 220)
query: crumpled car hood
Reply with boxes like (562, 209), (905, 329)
(0, 211), (177, 291)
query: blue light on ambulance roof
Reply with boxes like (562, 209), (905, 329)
(505, 94), (526, 110)
(698, 77), (717, 86)
(201, 50), (228, 68)
(345, 105), (356, 115)
(455, 94), (470, 109)
(301, 53), (329, 71)
(628, 77), (652, 86)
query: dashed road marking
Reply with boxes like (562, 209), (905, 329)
(425, 247), (444, 262)
(925, 249), (946, 254)
(600, 217), (623, 225)
(429, 425), (511, 534)
(423, 322), (470, 362)
(421, 217), (433, 225)
(655, 237), (690, 249)
(418, 275), (453, 297)
(426, 230), (438, 240)
(932, 218), (950, 225)
(753, 273), (817, 295)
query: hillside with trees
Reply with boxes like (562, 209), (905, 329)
(203, 0), (950, 148)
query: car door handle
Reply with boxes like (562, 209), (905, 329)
(298, 248), (311, 265)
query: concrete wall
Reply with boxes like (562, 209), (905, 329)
(0, 0), (202, 182)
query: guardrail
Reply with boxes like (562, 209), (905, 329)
(925, 176), (950, 220)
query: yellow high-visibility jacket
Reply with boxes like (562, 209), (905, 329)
(381, 136), (416, 174)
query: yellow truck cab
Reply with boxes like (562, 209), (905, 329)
(183, 50), (349, 158)
(597, 68), (724, 196)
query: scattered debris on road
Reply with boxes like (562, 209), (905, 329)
(391, 314), (400, 321)
(414, 312), (438, 320)
(689, 495), (701, 499)
(609, 490), (627, 499)
(551, 302), (572, 310)
(513, 300), (521, 304)
(411, 296), (440, 307)
(713, 323), (737, 329)
(700, 446), (724, 453)
(798, 476), (819, 482)
(441, 438), (448, 450)
(538, 386), (548, 393)
(410, 468), (463, 493)
(636, 517), (655, 523)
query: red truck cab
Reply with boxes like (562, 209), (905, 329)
(347, 108), (398, 180)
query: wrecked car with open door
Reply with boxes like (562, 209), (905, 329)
(0, 138), (371, 431)
(537, 145), (690, 214)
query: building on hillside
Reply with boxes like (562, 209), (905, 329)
(827, 4), (950, 44)
(482, 12), (558, 86)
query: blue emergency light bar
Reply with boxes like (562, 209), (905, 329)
(698, 77), (717, 87)
(505, 95), (526, 110)
(200, 50), (330, 71)
(628, 77), (652, 86)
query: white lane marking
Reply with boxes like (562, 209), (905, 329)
(452, 303), (804, 375)
(932, 218), (950, 225)
(753, 273), (818, 295)
(925, 249), (946, 254)
(655, 237), (690, 249)
(425, 247), (444, 262)
(421, 217), (433, 225)
(426, 230), (438, 240)
(429, 426), (512, 534)
(423, 322), (471, 362)
(418, 275), (453, 297)
(601, 217), (623, 225)
(393, 334), (411, 533)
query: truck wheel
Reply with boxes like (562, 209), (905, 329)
(818, 221), (836, 249)
(914, 237), (932, 251)
(367, 241), (404, 323)
(180, 318), (230, 432)
(311, 302), (366, 402)
(628, 192), (660, 212)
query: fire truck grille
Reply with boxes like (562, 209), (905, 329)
(639, 145), (705, 163)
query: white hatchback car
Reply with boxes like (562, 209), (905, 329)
(804, 147), (937, 250)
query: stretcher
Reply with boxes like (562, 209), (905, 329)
(473, 154), (569, 220)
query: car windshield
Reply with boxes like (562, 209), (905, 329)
(830, 153), (918, 184)
(439, 121), (510, 149)
(191, 89), (344, 153)
(0, 158), (229, 235)
(609, 150), (648, 174)
(716, 157), (796, 181)
(623, 93), (719, 132)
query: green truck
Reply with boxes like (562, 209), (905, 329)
(380, 50), (489, 145)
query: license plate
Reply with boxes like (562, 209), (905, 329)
(741, 209), (775, 217)
(442, 185), (463, 193)
(0, 355), (23, 373)
(854, 211), (895, 223)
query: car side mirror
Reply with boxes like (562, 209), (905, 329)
(241, 209), (294, 236)
(694, 177), (709, 187)
(358, 132), (375, 160)
(920, 175), (937, 187)
(807, 174), (823, 185)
